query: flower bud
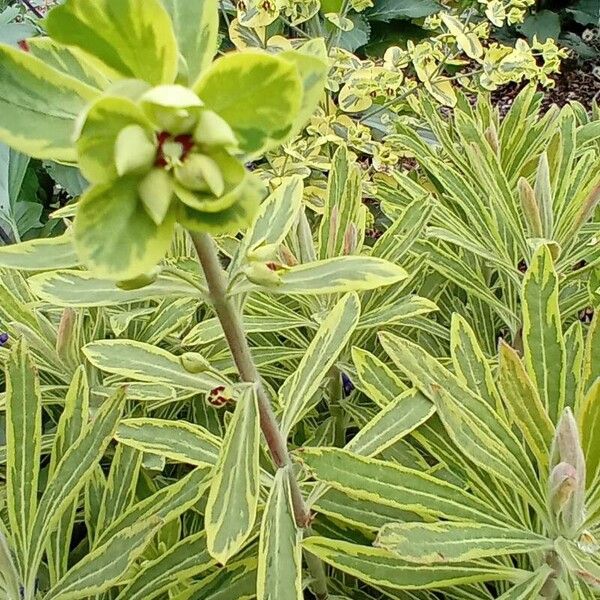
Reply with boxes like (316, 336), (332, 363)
(140, 85), (203, 135)
(180, 352), (211, 374)
(114, 124), (155, 177)
(243, 261), (283, 287)
(174, 154), (225, 196)
(548, 461), (577, 516)
(247, 242), (280, 263)
(194, 110), (237, 148)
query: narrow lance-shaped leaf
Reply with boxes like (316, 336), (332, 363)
(522, 245), (566, 422)
(206, 385), (260, 564)
(281, 293), (361, 436)
(496, 565), (554, 599)
(578, 380), (600, 484)
(351, 347), (407, 408)
(26, 388), (126, 590)
(115, 418), (220, 467)
(83, 339), (227, 392)
(234, 256), (407, 296)
(345, 389), (435, 458)
(229, 175), (304, 276)
(376, 521), (553, 564)
(450, 314), (502, 410)
(29, 270), (201, 308)
(115, 531), (215, 600)
(257, 467), (303, 600)
(498, 341), (554, 472)
(5, 339), (41, 579)
(0, 234), (79, 271)
(302, 537), (526, 590)
(43, 516), (163, 600)
(380, 332), (545, 512)
(93, 443), (142, 544)
(47, 368), (90, 585)
(298, 447), (508, 526)
(98, 467), (211, 545)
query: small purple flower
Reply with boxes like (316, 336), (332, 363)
(0, 333), (9, 347)
(342, 372), (354, 397)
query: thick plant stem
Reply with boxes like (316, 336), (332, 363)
(191, 232), (311, 525)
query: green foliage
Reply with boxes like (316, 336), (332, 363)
(0, 0), (597, 599)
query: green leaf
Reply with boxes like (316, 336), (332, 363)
(46, 0), (178, 85)
(28, 270), (200, 307)
(517, 10), (561, 42)
(206, 386), (260, 564)
(579, 379), (600, 483)
(115, 418), (220, 467)
(280, 39), (329, 139)
(496, 565), (553, 599)
(46, 368), (90, 585)
(376, 522), (553, 563)
(194, 51), (302, 155)
(74, 176), (176, 281)
(0, 234), (79, 271)
(77, 95), (153, 184)
(257, 467), (302, 600)
(230, 175), (304, 276)
(5, 339), (41, 578)
(450, 314), (501, 410)
(43, 516), (163, 600)
(298, 448), (507, 525)
(318, 145), (363, 260)
(178, 171), (266, 235)
(380, 332), (544, 511)
(498, 341), (554, 472)
(116, 531), (214, 600)
(351, 347), (407, 408)
(345, 389), (435, 457)
(281, 293), (361, 435)
(162, 0), (219, 84)
(83, 339), (226, 392)
(235, 256), (407, 296)
(0, 44), (97, 161)
(584, 311), (599, 393)
(522, 245), (566, 423)
(302, 537), (525, 590)
(366, 0), (441, 21)
(98, 467), (211, 544)
(27, 388), (126, 593)
(27, 37), (114, 90)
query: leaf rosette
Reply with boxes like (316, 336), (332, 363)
(0, 0), (329, 281)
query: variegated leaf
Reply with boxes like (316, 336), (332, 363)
(28, 270), (201, 307)
(206, 386), (260, 564)
(162, 0), (219, 84)
(257, 467), (302, 600)
(0, 234), (79, 271)
(83, 339), (227, 391)
(380, 332), (544, 512)
(116, 531), (215, 600)
(376, 522), (553, 563)
(522, 245), (566, 422)
(298, 448), (507, 525)
(280, 293), (360, 436)
(46, 0), (178, 85)
(115, 418), (220, 467)
(302, 537), (526, 590)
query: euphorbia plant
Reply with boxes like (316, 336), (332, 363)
(0, 0), (327, 284)
(0, 0), (342, 597)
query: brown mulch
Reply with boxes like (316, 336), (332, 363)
(492, 60), (600, 115)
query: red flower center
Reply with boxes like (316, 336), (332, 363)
(154, 132), (195, 168)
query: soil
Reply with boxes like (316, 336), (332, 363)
(492, 60), (600, 114)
